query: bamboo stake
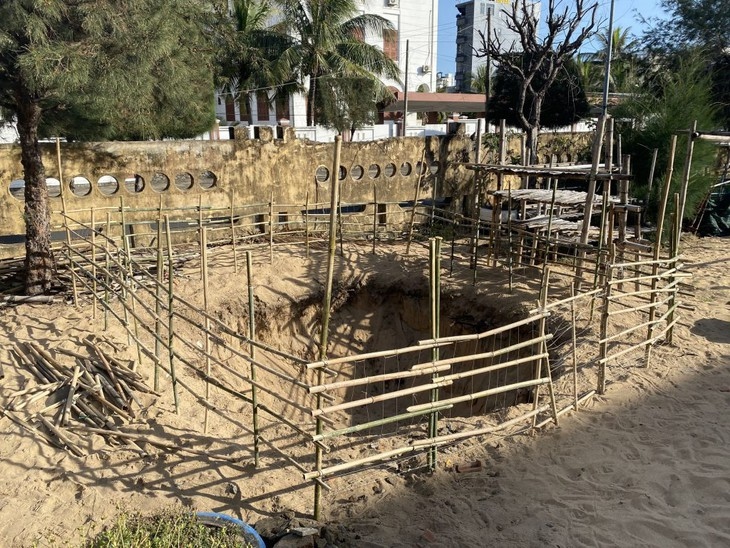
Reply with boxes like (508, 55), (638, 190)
(314, 135), (342, 520)
(269, 191), (274, 264)
(570, 284), (578, 411)
(91, 207), (97, 319)
(164, 215), (180, 413)
(56, 138), (78, 307)
(246, 251), (260, 467)
(428, 237), (442, 470)
(305, 190), (310, 259)
(104, 212), (111, 331)
(230, 182), (238, 273)
(667, 193), (680, 344)
(372, 186), (377, 255)
(598, 257), (614, 393)
(154, 206), (163, 392)
(406, 151), (426, 256)
(646, 136), (678, 367)
(678, 121), (697, 230)
(202, 227), (211, 433)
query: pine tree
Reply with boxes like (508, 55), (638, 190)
(0, 0), (218, 294)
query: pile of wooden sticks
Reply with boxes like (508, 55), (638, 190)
(3, 338), (157, 457)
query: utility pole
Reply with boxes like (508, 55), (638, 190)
(485, 10), (491, 132)
(403, 39), (410, 137)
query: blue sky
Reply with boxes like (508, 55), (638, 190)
(435, 0), (668, 75)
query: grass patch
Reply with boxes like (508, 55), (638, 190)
(87, 509), (251, 548)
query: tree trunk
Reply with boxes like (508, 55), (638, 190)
(307, 70), (317, 126)
(16, 90), (54, 295)
(526, 125), (539, 166)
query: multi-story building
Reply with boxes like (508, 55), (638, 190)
(454, 0), (540, 92)
(216, 0), (439, 129)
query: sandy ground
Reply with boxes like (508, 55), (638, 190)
(0, 235), (728, 547)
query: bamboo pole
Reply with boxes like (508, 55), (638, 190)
(164, 215), (180, 413)
(309, 364), (450, 394)
(406, 151), (426, 255)
(91, 207), (97, 319)
(372, 185), (377, 255)
(314, 135), (342, 520)
(269, 191), (274, 264)
(428, 236), (442, 470)
(667, 193), (681, 344)
(56, 138), (79, 307)
(678, 121), (697, 231)
(230, 183), (238, 274)
(246, 251), (260, 467)
(305, 190), (310, 259)
(570, 284), (578, 411)
(154, 206), (163, 391)
(201, 227), (211, 433)
(104, 212), (111, 331)
(598, 259), (614, 393)
(408, 377), (550, 414)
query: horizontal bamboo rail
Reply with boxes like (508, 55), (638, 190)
(311, 380), (454, 417)
(416, 312), (547, 346)
(407, 377), (551, 413)
(308, 365), (451, 394)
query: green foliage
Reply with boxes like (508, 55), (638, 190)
(489, 55), (590, 129)
(214, 0), (299, 124)
(276, 0), (401, 127)
(0, 0), (218, 141)
(615, 53), (718, 221)
(316, 76), (380, 133)
(87, 509), (249, 548)
(642, 0), (730, 128)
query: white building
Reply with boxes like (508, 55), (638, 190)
(215, 0), (439, 129)
(454, 0), (540, 92)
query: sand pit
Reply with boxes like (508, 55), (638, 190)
(0, 235), (729, 546)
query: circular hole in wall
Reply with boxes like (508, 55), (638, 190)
(199, 170), (217, 190)
(368, 164), (380, 179)
(400, 162), (412, 176)
(151, 172), (170, 192)
(175, 172), (194, 191)
(46, 178), (61, 198)
(338, 166), (347, 181)
(415, 161), (427, 176)
(9, 179), (25, 200)
(124, 175), (145, 193)
(315, 166), (330, 182)
(98, 175), (119, 196)
(429, 161), (439, 175)
(70, 176), (92, 197)
(351, 165), (364, 181)
(384, 163), (396, 178)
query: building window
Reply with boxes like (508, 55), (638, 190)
(275, 95), (290, 121)
(225, 96), (236, 122)
(383, 29), (398, 61)
(256, 92), (270, 122)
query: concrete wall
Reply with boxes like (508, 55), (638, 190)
(0, 127), (592, 258)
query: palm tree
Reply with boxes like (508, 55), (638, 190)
(276, 0), (401, 126)
(216, 0), (297, 123)
(594, 27), (640, 92)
